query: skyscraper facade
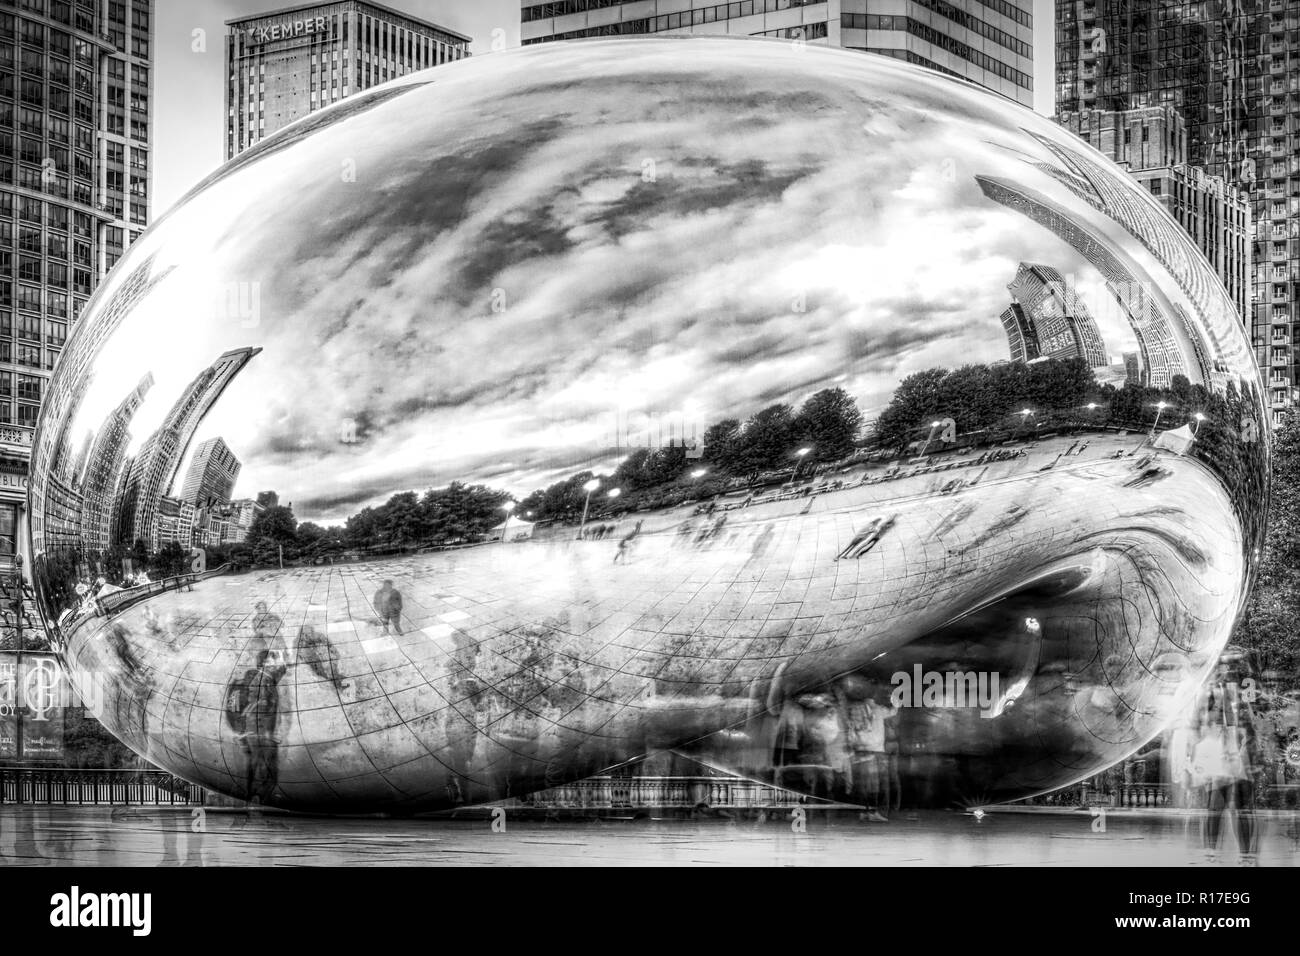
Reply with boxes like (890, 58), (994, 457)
(1058, 105), (1252, 330)
(179, 436), (241, 511)
(0, 0), (152, 611)
(112, 347), (261, 549)
(1055, 0), (1297, 423)
(1007, 261), (1110, 367)
(520, 0), (1034, 106)
(225, 1), (471, 158)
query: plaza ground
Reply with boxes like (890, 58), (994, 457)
(0, 805), (1295, 866)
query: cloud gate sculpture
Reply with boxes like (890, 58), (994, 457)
(27, 38), (1267, 813)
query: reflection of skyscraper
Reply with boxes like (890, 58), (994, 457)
(1056, 107), (1251, 329)
(112, 348), (261, 548)
(1007, 263), (1107, 367)
(78, 374), (155, 555)
(1000, 302), (1040, 363)
(180, 438), (241, 510)
(977, 173), (1192, 389)
(1056, 2), (1293, 423)
(1123, 351), (1143, 387)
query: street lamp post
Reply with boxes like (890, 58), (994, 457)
(499, 501), (516, 542)
(576, 478), (600, 539)
(789, 447), (812, 485)
(1150, 401), (1168, 438)
(1192, 412), (1206, 437)
(918, 420), (943, 458)
(1019, 408), (1034, 438)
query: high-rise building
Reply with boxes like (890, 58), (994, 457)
(225, 1), (471, 158)
(222, 497), (264, 544)
(1000, 301), (1040, 362)
(1057, 106), (1252, 332)
(1007, 262), (1110, 367)
(112, 347), (261, 549)
(179, 436), (241, 510)
(1055, 1), (1298, 424)
(0, 0), (153, 583)
(520, 0), (1034, 106)
(77, 372), (152, 554)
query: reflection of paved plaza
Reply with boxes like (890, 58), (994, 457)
(66, 428), (1245, 810)
(0, 807), (1295, 866)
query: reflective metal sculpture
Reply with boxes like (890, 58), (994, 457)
(28, 39), (1268, 812)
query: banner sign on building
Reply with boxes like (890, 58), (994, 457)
(0, 652), (69, 759)
(0, 655), (16, 758)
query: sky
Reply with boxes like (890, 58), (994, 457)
(74, 37), (1219, 526)
(154, 0), (1056, 214)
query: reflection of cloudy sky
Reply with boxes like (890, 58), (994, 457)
(67, 40), (1201, 524)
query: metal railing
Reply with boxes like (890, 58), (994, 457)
(0, 768), (205, 806)
(509, 775), (830, 810)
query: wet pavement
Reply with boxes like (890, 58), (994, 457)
(0, 806), (1296, 866)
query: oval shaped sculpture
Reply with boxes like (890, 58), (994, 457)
(28, 38), (1268, 813)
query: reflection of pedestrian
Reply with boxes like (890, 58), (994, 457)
(836, 516), (894, 560)
(224, 649), (286, 806)
(250, 601), (284, 659)
(373, 580), (403, 635)
(612, 522), (642, 564)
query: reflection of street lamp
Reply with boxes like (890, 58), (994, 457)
(690, 468), (708, 479)
(577, 478), (600, 538)
(790, 447), (812, 484)
(918, 419), (943, 457)
(1150, 401), (1168, 437)
(1192, 412), (1206, 436)
(1019, 408), (1034, 438)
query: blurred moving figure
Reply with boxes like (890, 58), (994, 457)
(1189, 653), (1260, 865)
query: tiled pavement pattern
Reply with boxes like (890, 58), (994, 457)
(0, 806), (1294, 866)
(62, 433), (1245, 811)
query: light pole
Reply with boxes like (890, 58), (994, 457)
(1150, 401), (1168, 438)
(1192, 412), (1206, 437)
(918, 420), (943, 458)
(1019, 408), (1034, 439)
(499, 501), (516, 542)
(577, 478), (600, 539)
(789, 447), (812, 485)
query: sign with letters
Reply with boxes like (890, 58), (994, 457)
(244, 16), (333, 45)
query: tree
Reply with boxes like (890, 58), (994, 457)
(731, 403), (797, 477)
(795, 387), (864, 462)
(247, 499), (298, 557)
(701, 418), (741, 471)
(1234, 408), (1300, 673)
(875, 367), (948, 450)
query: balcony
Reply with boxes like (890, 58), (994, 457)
(1081, 65), (1097, 79)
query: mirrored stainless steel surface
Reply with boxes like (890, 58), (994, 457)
(27, 38), (1268, 812)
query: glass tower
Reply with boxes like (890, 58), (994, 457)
(0, 0), (152, 603)
(520, 0), (1035, 107)
(1055, 0), (1299, 425)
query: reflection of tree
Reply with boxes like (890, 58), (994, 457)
(522, 387), (865, 522)
(875, 358), (1094, 450)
